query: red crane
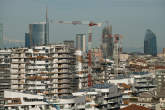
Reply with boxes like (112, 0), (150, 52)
(57, 20), (102, 87)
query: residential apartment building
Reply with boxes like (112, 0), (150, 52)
(0, 43), (77, 101)
(133, 72), (156, 92)
(0, 49), (11, 110)
(156, 70), (165, 110)
(73, 83), (122, 110)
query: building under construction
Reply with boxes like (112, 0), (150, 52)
(101, 25), (113, 59)
(75, 50), (88, 89)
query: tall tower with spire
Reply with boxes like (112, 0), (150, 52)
(45, 7), (49, 45)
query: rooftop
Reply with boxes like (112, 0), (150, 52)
(78, 83), (115, 92)
(118, 83), (131, 89)
(139, 92), (154, 98)
(92, 83), (113, 89)
(120, 104), (151, 110)
(132, 72), (149, 75)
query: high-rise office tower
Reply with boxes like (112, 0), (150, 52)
(27, 8), (49, 47)
(0, 24), (3, 48)
(102, 25), (113, 59)
(29, 23), (45, 47)
(25, 33), (30, 48)
(76, 34), (86, 52)
(144, 29), (157, 56)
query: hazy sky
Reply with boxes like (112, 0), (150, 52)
(0, 0), (165, 51)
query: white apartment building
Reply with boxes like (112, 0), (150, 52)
(73, 83), (122, 110)
(2, 90), (49, 110)
(0, 43), (77, 100)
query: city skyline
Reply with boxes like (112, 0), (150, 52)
(0, 0), (165, 52)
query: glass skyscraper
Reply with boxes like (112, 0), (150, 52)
(25, 8), (49, 48)
(144, 29), (157, 56)
(29, 23), (46, 47)
(25, 33), (30, 48)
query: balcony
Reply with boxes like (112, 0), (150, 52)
(77, 105), (85, 109)
(57, 60), (70, 64)
(135, 79), (148, 83)
(57, 85), (70, 89)
(56, 50), (70, 54)
(58, 79), (71, 84)
(55, 66), (70, 69)
(11, 55), (25, 58)
(57, 71), (71, 74)
(28, 86), (45, 89)
(58, 75), (70, 79)
(54, 55), (73, 59)
(27, 76), (48, 80)
(11, 61), (25, 64)
(35, 61), (46, 64)
(0, 83), (10, 86)
(160, 103), (165, 108)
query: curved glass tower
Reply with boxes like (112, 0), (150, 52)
(29, 23), (45, 47)
(144, 29), (157, 56)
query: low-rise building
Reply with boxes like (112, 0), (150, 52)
(1, 90), (48, 110)
(73, 83), (122, 110)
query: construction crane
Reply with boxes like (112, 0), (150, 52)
(58, 21), (102, 26)
(3, 37), (24, 43)
(57, 20), (102, 87)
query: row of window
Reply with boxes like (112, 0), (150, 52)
(23, 97), (43, 102)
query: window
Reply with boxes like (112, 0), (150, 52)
(8, 100), (12, 104)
